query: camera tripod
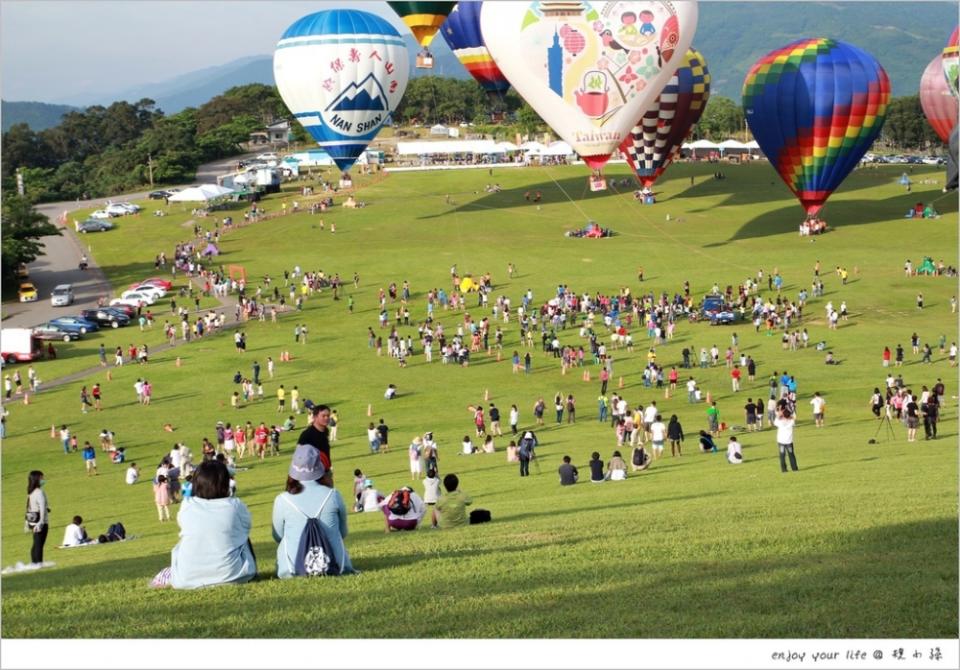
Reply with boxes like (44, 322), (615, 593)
(872, 408), (897, 442)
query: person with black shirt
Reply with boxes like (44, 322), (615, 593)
(558, 455), (578, 485)
(745, 399), (758, 432)
(922, 396), (939, 439)
(376, 419), (390, 453)
(904, 393), (920, 442)
(488, 403), (502, 436)
(588, 452), (604, 483)
(296, 404), (332, 466)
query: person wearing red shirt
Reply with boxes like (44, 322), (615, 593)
(731, 365), (742, 392)
(254, 422), (270, 460)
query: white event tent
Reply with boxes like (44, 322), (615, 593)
(396, 140), (506, 155)
(167, 184), (235, 202)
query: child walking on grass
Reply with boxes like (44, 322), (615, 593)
(154, 475), (171, 522)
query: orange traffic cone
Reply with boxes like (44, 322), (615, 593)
(367, 404), (372, 417)
(483, 388), (489, 401)
(496, 350), (502, 362)
(23, 393), (30, 405)
(175, 357), (181, 368)
(618, 376), (625, 389)
(50, 424), (56, 439)
(106, 369), (112, 381)
(706, 391), (713, 405)
(583, 370), (591, 382)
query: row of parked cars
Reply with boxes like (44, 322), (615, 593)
(862, 153), (945, 165)
(89, 201), (142, 220)
(30, 277), (173, 342)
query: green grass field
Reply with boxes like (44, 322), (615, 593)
(2, 161), (957, 638)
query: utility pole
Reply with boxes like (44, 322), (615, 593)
(147, 153), (154, 186)
(16, 168), (25, 196)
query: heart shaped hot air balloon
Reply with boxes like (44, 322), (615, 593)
(273, 9), (409, 174)
(480, 1), (698, 178)
(943, 26), (959, 99)
(921, 54), (958, 143)
(742, 38), (890, 217)
(620, 47), (710, 188)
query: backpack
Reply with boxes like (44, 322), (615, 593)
(105, 522), (126, 542)
(387, 489), (412, 516)
(284, 492), (341, 577)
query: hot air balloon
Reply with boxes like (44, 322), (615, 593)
(273, 10), (409, 175)
(480, 1), (698, 189)
(742, 38), (890, 217)
(920, 54), (958, 143)
(440, 2), (512, 100)
(388, 2), (457, 68)
(620, 48), (711, 189)
(943, 26), (959, 99)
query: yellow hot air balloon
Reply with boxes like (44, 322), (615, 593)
(388, 2), (457, 47)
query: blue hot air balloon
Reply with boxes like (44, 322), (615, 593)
(274, 10), (410, 173)
(742, 38), (890, 216)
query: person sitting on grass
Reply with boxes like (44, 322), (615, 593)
(726, 436), (743, 464)
(607, 450), (628, 480)
(589, 452), (605, 483)
(151, 461), (257, 589)
(271, 444), (355, 577)
(631, 444), (650, 471)
(380, 485), (426, 533)
(62, 515), (93, 547)
(558, 455), (579, 485)
(433, 473), (472, 529)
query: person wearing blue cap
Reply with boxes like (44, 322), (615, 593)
(272, 444), (355, 578)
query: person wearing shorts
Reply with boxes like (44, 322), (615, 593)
(380, 487), (425, 532)
(649, 415), (667, 460)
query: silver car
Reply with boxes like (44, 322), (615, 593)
(50, 284), (74, 307)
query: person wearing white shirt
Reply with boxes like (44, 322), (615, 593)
(379, 487), (426, 532)
(360, 480), (383, 512)
(642, 403), (659, 439)
(649, 415), (667, 459)
(809, 392), (826, 428)
(62, 516), (91, 546)
(726, 437), (743, 464)
(774, 407), (799, 473)
(686, 378), (697, 403)
(125, 463), (140, 485)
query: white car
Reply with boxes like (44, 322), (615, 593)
(90, 209), (116, 220)
(130, 284), (166, 299)
(105, 203), (132, 216)
(119, 290), (157, 305)
(110, 296), (146, 308)
(117, 202), (141, 213)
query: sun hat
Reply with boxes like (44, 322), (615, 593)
(288, 444), (325, 482)
(412, 436), (422, 445)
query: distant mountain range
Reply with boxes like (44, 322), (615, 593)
(1, 100), (79, 132)
(3, 2), (956, 131)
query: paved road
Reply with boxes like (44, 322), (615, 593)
(2, 153), (257, 329)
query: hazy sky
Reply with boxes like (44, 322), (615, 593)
(0, 1), (405, 103)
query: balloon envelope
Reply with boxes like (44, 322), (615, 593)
(920, 54), (958, 143)
(943, 26), (959, 99)
(742, 38), (890, 216)
(620, 48), (711, 188)
(440, 1), (512, 96)
(480, 1), (698, 170)
(273, 10), (409, 172)
(388, 2), (457, 47)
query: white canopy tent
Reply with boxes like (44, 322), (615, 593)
(717, 139), (749, 154)
(542, 141), (574, 156)
(687, 139), (720, 150)
(496, 141), (519, 152)
(396, 140), (505, 155)
(519, 141), (547, 153)
(167, 184), (235, 202)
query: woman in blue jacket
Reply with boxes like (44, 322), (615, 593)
(169, 460), (256, 589)
(272, 445), (355, 577)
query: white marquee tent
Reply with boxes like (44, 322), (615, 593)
(167, 184), (235, 202)
(396, 140), (506, 155)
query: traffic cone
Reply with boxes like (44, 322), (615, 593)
(706, 391), (713, 405)
(175, 357), (181, 368)
(583, 370), (591, 382)
(50, 424), (56, 439)
(106, 369), (112, 381)
(496, 350), (502, 362)
(23, 393), (29, 405)
(367, 404), (372, 417)
(618, 376), (624, 389)
(483, 388), (489, 401)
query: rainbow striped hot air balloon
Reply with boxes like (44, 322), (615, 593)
(620, 48), (711, 189)
(273, 10), (409, 174)
(440, 2), (511, 99)
(742, 38), (890, 216)
(921, 54), (958, 143)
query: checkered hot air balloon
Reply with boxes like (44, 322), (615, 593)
(620, 48), (710, 189)
(742, 38), (890, 216)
